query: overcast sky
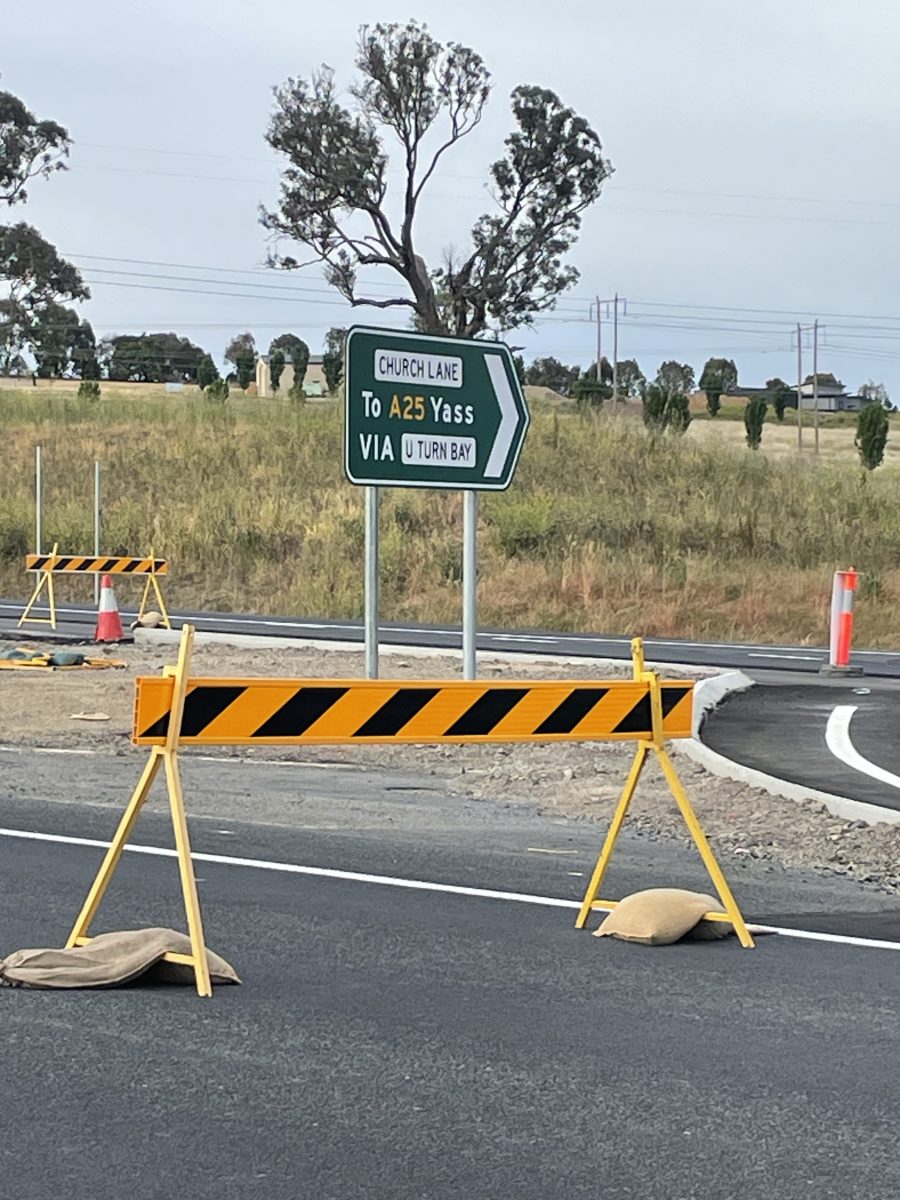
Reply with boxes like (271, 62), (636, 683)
(5, 0), (900, 394)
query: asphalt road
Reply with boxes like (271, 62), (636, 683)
(3, 596), (898, 676)
(3, 755), (900, 1199)
(703, 681), (900, 810)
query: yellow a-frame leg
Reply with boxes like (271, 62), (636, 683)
(137, 550), (172, 629)
(19, 542), (58, 629)
(66, 625), (213, 995)
(575, 638), (754, 948)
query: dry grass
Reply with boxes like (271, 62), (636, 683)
(2, 386), (899, 646)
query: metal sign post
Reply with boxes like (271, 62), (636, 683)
(345, 326), (529, 680)
(365, 486), (380, 679)
(462, 490), (477, 680)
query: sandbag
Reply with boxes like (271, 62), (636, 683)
(0, 927), (240, 989)
(593, 888), (732, 946)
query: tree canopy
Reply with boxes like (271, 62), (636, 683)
(655, 360), (695, 395)
(29, 303), (97, 378)
(614, 358), (645, 398)
(0, 84), (70, 206)
(1, 85), (86, 375)
(262, 20), (612, 338)
(100, 332), (208, 383)
(525, 356), (580, 394)
(699, 357), (737, 417)
(322, 326), (346, 393)
(858, 380), (890, 409)
(268, 333), (310, 388)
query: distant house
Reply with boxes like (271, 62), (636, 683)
(797, 378), (865, 413)
(719, 384), (797, 407)
(722, 380), (870, 413)
(255, 354), (328, 398)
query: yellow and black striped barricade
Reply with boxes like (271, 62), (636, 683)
(19, 545), (171, 630)
(66, 627), (753, 998)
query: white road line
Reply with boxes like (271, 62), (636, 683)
(826, 705), (900, 791)
(747, 653), (823, 662)
(0, 825), (898, 952)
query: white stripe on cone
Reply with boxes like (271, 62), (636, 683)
(95, 574), (124, 641)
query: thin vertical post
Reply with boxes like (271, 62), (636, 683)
(365, 486), (379, 679)
(35, 444), (42, 554)
(796, 324), (803, 451)
(594, 297), (602, 382)
(462, 489), (477, 680)
(94, 460), (101, 605)
(812, 318), (820, 455)
(612, 292), (619, 402)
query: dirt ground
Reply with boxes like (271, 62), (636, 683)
(3, 636), (900, 894)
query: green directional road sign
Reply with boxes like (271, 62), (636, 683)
(344, 326), (530, 490)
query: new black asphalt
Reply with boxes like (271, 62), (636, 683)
(703, 681), (900, 810)
(2, 757), (900, 1200)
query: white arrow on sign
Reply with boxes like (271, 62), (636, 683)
(484, 355), (520, 478)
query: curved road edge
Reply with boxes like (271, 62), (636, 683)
(679, 672), (900, 828)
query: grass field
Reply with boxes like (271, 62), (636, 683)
(2, 385), (899, 647)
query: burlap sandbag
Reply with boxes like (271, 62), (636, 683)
(0, 928), (240, 989)
(593, 888), (732, 946)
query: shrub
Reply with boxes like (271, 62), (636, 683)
(744, 396), (767, 450)
(855, 403), (888, 470)
(77, 379), (101, 400)
(206, 377), (229, 402)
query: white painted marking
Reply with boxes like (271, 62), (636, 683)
(0, 825), (898, 953)
(826, 705), (900, 791)
(747, 653), (822, 662)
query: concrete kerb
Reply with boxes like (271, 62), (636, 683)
(678, 672), (900, 828)
(132, 626), (717, 675)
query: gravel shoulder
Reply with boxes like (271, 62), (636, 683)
(2, 637), (900, 894)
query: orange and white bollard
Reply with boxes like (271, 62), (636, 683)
(95, 574), (125, 642)
(821, 568), (863, 676)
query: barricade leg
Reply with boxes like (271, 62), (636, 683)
(66, 624), (213, 996)
(576, 638), (754, 946)
(19, 542), (58, 628)
(138, 551), (172, 629)
(574, 743), (648, 928)
(653, 747), (755, 948)
(66, 747), (164, 946)
(163, 749), (212, 997)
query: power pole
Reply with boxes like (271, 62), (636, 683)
(812, 318), (820, 455)
(590, 294), (626, 395)
(612, 295), (627, 402)
(796, 322), (803, 451)
(593, 296), (602, 383)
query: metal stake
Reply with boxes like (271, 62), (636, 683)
(94, 460), (101, 605)
(35, 444), (42, 554)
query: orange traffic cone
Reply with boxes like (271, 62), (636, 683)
(95, 575), (124, 642)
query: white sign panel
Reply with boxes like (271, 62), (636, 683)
(375, 349), (463, 389)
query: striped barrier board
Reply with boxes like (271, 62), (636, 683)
(26, 554), (168, 575)
(133, 677), (694, 746)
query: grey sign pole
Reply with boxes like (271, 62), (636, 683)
(462, 490), (477, 679)
(365, 485), (380, 678)
(35, 444), (42, 554)
(94, 460), (101, 605)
